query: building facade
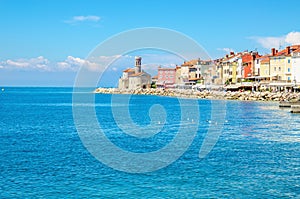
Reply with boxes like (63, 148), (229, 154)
(157, 67), (176, 88)
(292, 48), (300, 84)
(118, 56), (151, 89)
(269, 47), (292, 82)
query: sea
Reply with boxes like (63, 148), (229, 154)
(0, 87), (299, 198)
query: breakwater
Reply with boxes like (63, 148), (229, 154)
(94, 88), (300, 102)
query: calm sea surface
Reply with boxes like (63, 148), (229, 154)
(0, 87), (300, 198)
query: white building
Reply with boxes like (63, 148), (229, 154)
(254, 56), (261, 76)
(118, 56), (151, 89)
(291, 48), (300, 84)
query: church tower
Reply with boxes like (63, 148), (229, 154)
(135, 56), (142, 74)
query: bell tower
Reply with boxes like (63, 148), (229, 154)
(135, 56), (141, 74)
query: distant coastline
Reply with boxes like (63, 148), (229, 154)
(94, 88), (300, 102)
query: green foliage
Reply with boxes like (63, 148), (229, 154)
(242, 79), (253, 82)
(151, 82), (157, 88)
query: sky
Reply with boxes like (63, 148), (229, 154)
(1, 0), (300, 86)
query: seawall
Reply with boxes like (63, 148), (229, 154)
(94, 88), (300, 102)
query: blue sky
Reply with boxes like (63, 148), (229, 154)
(1, 0), (300, 86)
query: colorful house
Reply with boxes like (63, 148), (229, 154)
(242, 52), (259, 78)
(259, 56), (270, 78)
(175, 65), (181, 85)
(291, 48), (300, 84)
(157, 67), (176, 88)
(269, 47), (293, 82)
(179, 59), (199, 85)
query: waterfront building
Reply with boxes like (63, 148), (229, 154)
(157, 67), (176, 88)
(259, 56), (271, 80)
(291, 48), (300, 85)
(196, 60), (215, 84)
(254, 55), (261, 76)
(269, 47), (292, 82)
(214, 59), (223, 85)
(175, 65), (181, 84)
(118, 56), (151, 89)
(268, 46), (300, 91)
(236, 56), (243, 82)
(242, 51), (259, 78)
(178, 59), (198, 85)
(218, 52), (240, 84)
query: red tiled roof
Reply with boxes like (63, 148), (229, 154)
(272, 45), (300, 57)
(274, 49), (289, 57)
(158, 68), (176, 71)
(293, 48), (300, 53)
(260, 56), (270, 64)
(129, 72), (145, 77)
(291, 45), (300, 50)
(181, 59), (198, 66)
(152, 75), (158, 79)
(123, 68), (135, 72)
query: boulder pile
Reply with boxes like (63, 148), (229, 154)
(94, 88), (300, 102)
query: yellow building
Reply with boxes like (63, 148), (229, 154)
(260, 56), (270, 77)
(220, 52), (239, 84)
(175, 66), (181, 84)
(269, 47), (292, 82)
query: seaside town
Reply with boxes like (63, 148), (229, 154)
(96, 45), (300, 108)
(117, 45), (300, 92)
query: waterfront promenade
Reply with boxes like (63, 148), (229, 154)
(94, 88), (300, 102)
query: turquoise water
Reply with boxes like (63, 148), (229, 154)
(0, 87), (300, 198)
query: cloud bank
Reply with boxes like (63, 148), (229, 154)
(251, 31), (300, 49)
(0, 55), (126, 72)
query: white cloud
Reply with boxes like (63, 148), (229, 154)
(285, 32), (300, 44)
(57, 55), (123, 72)
(57, 56), (92, 71)
(0, 54), (181, 76)
(251, 31), (300, 49)
(64, 15), (101, 24)
(2, 56), (50, 71)
(217, 48), (235, 54)
(6, 60), (30, 67)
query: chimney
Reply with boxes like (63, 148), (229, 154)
(271, 48), (276, 56)
(286, 46), (291, 54)
(230, 51), (234, 56)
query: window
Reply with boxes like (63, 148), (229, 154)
(274, 67), (276, 71)
(279, 67), (281, 71)
(288, 59), (290, 63)
(288, 77), (291, 81)
(288, 68), (290, 72)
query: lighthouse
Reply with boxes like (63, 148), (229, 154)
(135, 56), (142, 74)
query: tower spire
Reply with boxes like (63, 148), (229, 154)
(135, 56), (141, 74)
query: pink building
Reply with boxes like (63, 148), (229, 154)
(157, 67), (176, 88)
